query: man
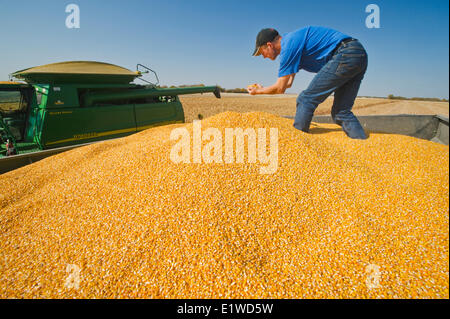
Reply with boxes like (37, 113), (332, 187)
(248, 26), (368, 139)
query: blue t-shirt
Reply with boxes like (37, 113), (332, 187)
(278, 26), (350, 77)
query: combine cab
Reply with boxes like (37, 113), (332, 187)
(0, 82), (33, 151)
(0, 61), (220, 173)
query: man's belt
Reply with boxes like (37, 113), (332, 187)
(331, 38), (357, 56)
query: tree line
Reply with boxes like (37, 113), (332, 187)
(387, 94), (448, 102)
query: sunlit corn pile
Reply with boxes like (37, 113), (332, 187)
(0, 112), (448, 299)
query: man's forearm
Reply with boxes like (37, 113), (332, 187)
(256, 83), (285, 95)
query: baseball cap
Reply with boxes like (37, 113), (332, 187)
(252, 28), (279, 56)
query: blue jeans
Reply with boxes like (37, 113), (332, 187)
(293, 39), (368, 139)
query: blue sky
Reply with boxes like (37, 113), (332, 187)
(0, 0), (448, 98)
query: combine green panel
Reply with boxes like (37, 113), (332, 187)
(45, 85), (80, 108)
(135, 100), (184, 130)
(39, 105), (136, 148)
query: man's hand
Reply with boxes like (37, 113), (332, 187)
(247, 83), (263, 95)
(247, 74), (296, 96)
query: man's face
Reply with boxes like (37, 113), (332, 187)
(260, 42), (277, 60)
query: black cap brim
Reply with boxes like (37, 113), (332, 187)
(252, 46), (262, 56)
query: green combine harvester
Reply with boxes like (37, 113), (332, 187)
(0, 61), (220, 173)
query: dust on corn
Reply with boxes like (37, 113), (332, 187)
(0, 112), (448, 298)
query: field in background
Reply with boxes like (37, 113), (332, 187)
(180, 93), (449, 122)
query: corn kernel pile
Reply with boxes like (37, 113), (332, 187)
(0, 112), (448, 298)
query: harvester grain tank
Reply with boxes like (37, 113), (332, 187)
(0, 61), (220, 173)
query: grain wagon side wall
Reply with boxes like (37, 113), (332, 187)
(306, 115), (449, 145)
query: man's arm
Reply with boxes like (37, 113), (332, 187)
(286, 73), (296, 88)
(248, 73), (296, 95)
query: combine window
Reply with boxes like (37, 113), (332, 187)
(0, 91), (25, 112)
(0, 88), (31, 142)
